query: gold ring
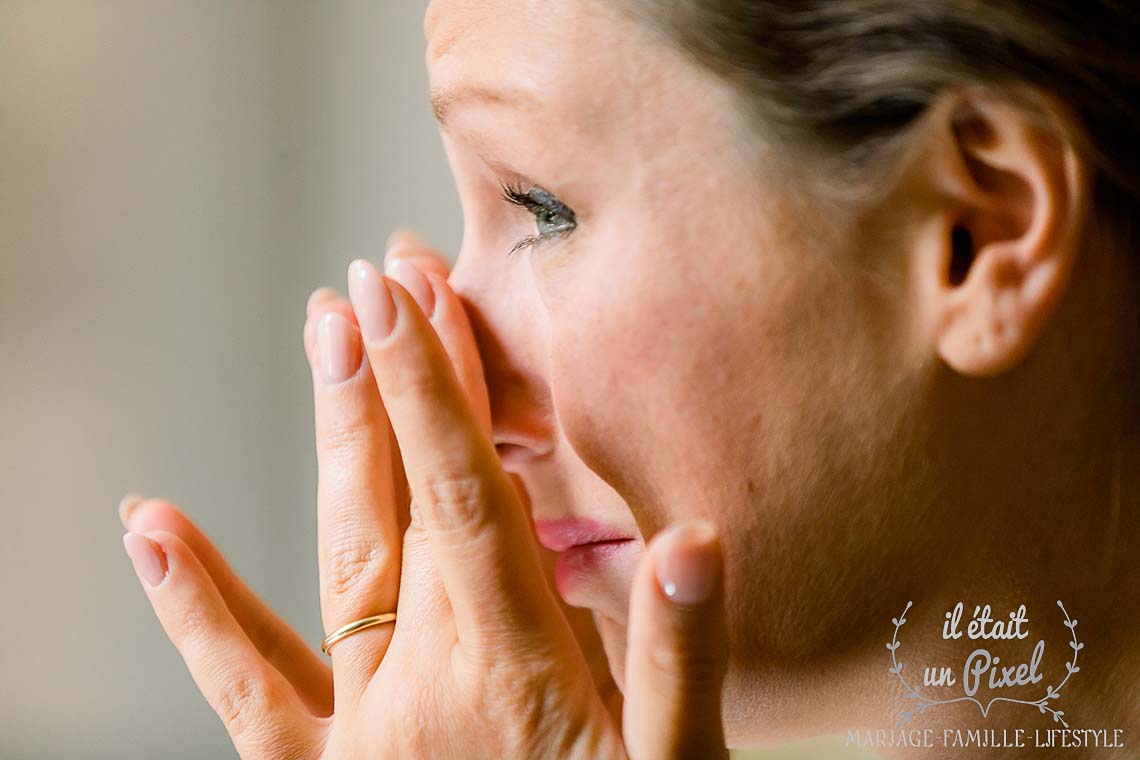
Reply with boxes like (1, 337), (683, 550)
(320, 612), (397, 655)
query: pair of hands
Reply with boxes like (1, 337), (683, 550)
(119, 232), (730, 759)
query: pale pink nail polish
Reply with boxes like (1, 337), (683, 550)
(348, 259), (398, 339)
(655, 520), (720, 605)
(386, 227), (422, 251)
(123, 532), (168, 588)
(388, 259), (436, 319)
(117, 493), (144, 528)
(306, 286), (339, 317)
(317, 312), (361, 384)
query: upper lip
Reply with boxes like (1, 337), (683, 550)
(532, 518), (633, 552)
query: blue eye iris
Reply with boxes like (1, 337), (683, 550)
(499, 181), (577, 258)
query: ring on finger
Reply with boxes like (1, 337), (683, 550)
(321, 612), (397, 655)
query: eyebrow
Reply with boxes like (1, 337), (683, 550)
(429, 83), (531, 126)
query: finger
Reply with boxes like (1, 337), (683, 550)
(303, 288), (357, 365)
(123, 529), (326, 758)
(386, 504), (454, 659)
(309, 310), (403, 704)
(307, 286), (344, 318)
(302, 288), (410, 538)
(346, 259), (560, 653)
(383, 228), (452, 281)
(119, 495), (333, 717)
(386, 260), (490, 434)
(622, 520), (729, 760)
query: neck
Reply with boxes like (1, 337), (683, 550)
(861, 418), (1140, 759)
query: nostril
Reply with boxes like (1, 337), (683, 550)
(493, 424), (557, 461)
(494, 440), (549, 468)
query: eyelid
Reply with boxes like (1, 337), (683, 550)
(497, 178), (578, 259)
(498, 179), (576, 221)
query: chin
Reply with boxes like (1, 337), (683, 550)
(594, 613), (630, 694)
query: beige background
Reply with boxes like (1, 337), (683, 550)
(0, 2), (875, 757)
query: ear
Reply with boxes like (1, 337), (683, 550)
(905, 87), (1093, 377)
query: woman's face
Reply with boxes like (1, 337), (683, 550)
(425, 0), (943, 736)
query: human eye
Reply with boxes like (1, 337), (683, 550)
(498, 179), (578, 258)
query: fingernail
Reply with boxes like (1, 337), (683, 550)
(118, 494), (144, 528)
(123, 532), (168, 588)
(386, 228), (422, 251)
(306, 286), (339, 318)
(388, 258), (436, 319)
(655, 520), (720, 606)
(317, 311), (361, 384)
(348, 259), (398, 340)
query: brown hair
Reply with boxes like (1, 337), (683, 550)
(621, 1), (1140, 247)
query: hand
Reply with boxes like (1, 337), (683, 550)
(119, 231), (731, 759)
(307, 232), (623, 720)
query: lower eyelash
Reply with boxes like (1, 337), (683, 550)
(508, 234), (541, 259)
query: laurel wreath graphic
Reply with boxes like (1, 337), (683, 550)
(887, 600), (1082, 729)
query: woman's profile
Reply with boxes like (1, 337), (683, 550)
(117, 1), (1140, 757)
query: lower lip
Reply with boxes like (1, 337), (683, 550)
(554, 539), (634, 596)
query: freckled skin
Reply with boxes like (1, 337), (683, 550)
(425, 0), (1140, 750)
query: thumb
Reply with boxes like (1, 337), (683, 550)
(622, 520), (729, 760)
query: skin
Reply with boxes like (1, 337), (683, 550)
(425, 0), (1140, 754)
(121, 246), (731, 759)
(120, 0), (1140, 757)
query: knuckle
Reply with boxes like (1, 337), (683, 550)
(471, 659), (574, 758)
(213, 669), (274, 740)
(172, 604), (219, 650)
(415, 471), (491, 536)
(317, 412), (372, 458)
(380, 344), (448, 400)
(398, 688), (439, 757)
(646, 640), (725, 697)
(325, 535), (396, 598)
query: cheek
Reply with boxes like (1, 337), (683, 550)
(552, 322), (674, 519)
(542, 207), (902, 549)
(542, 226), (772, 536)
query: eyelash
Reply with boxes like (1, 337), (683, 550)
(498, 179), (578, 258)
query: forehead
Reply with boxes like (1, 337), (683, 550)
(422, 0), (721, 145)
(425, 0), (623, 83)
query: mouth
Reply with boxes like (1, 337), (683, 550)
(533, 518), (636, 598)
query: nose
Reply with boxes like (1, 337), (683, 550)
(447, 248), (556, 463)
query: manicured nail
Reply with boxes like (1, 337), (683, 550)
(387, 258), (436, 319)
(118, 494), (144, 528)
(348, 259), (398, 340)
(317, 311), (361, 384)
(655, 520), (720, 606)
(123, 532), (168, 588)
(386, 228), (422, 251)
(306, 287), (339, 317)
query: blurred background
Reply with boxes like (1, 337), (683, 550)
(0, 1), (873, 757)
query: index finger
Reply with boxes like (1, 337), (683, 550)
(383, 228), (452, 281)
(346, 258), (562, 653)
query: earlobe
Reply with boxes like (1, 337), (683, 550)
(937, 230), (1069, 376)
(916, 88), (1093, 377)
